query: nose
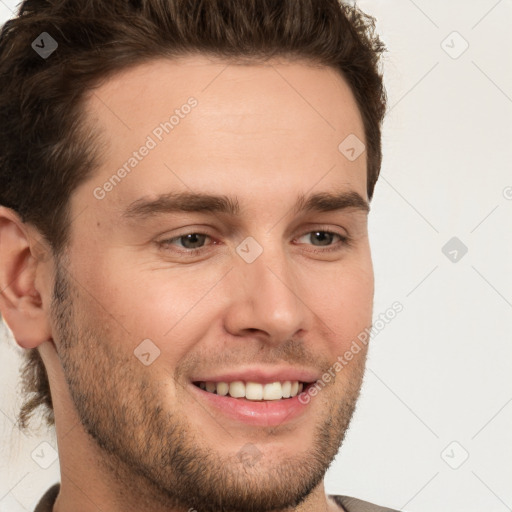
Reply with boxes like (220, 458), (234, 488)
(223, 242), (311, 345)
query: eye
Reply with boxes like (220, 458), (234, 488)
(157, 228), (351, 257)
(294, 230), (350, 252)
(158, 233), (213, 253)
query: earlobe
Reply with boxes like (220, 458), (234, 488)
(0, 206), (53, 349)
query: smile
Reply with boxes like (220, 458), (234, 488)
(193, 380), (310, 401)
(190, 379), (316, 427)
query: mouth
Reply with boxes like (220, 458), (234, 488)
(189, 379), (316, 427)
(192, 380), (313, 401)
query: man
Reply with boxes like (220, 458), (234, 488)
(0, 0), (397, 511)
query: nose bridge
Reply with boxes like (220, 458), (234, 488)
(226, 234), (309, 341)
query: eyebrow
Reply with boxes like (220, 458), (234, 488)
(122, 189), (369, 220)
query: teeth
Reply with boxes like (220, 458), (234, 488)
(216, 382), (229, 396)
(229, 381), (245, 398)
(261, 382), (279, 400)
(197, 380), (305, 400)
(246, 382), (263, 400)
(282, 381), (291, 398)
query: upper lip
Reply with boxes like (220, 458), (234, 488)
(190, 366), (320, 385)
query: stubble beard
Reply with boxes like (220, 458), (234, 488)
(51, 261), (367, 512)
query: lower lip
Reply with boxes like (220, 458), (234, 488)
(189, 383), (312, 427)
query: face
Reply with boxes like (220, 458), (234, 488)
(50, 56), (373, 511)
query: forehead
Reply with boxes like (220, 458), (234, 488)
(76, 55), (367, 219)
(87, 54), (363, 124)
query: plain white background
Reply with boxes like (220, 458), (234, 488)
(1, 1), (511, 511)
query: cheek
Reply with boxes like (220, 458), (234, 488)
(323, 282), (372, 338)
(308, 255), (374, 353)
(85, 262), (221, 362)
(75, 237), (373, 359)
(311, 251), (373, 310)
(340, 267), (374, 320)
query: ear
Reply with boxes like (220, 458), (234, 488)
(0, 206), (53, 349)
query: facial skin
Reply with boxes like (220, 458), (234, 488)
(0, 56), (373, 512)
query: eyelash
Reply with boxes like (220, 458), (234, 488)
(157, 227), (351, 256)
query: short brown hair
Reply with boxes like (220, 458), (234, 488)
(0, 0), (387, 431)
